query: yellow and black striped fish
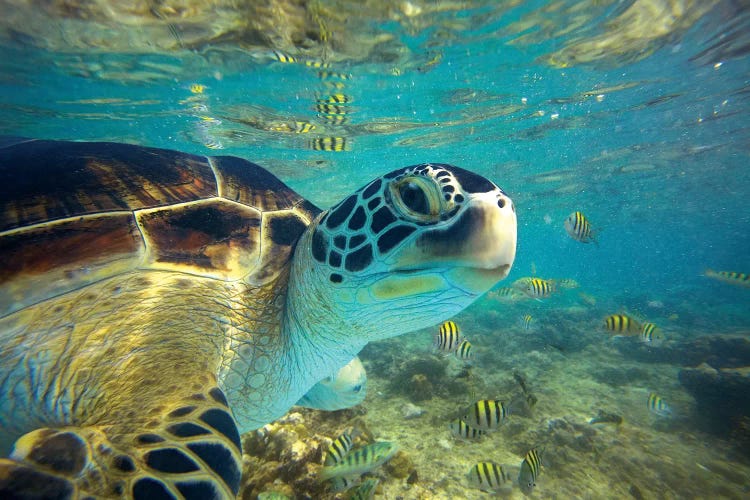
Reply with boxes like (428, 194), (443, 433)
(304, 59), (331, 69)
(518, 448), (542, 494)
(322, 80), (347, 90)
(189, 83), (206, 94)
(321, 114), (348, 125)
(521, 314), (533, 330)
(319, 441), (398, 480)
(492, 287), (523, 301)
(317, 93), (353, 104)
(454, 339), (473, 361)
(564, 211), (597, 244)
(310, 137), (348, 152)
(324, 431), (354, 466)
(448, 418), (484, 440)
(647, 393), (672, 417)
(434, 320), (461, 352)
(603, 314), (642, 335)
(467, 462), (512, 492)
(348, 478), (379, 500)
(524, 278), (556, 299)
(640, 322), (663, 343)
(272, 50), (296, 63)
(315, 103), (350, 115)
(461, 399), (509, 431)
(318, 71), (351, 81)
(705, 269), (750, 288)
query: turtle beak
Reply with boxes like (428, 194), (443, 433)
(388, 190), (517, 295)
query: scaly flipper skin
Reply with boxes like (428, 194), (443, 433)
(0, 272), (245, 499)
(1, 139), (518, 498)
(0, 386), (241, 498)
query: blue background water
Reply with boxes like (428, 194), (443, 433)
(1, 0), (748, 333)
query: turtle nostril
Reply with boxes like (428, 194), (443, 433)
(497, 198), (505, 209)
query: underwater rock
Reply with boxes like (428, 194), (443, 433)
(616, 335), (750, 367)
(384, 450), (416, 479)
(240, 412), (333, 499)
(546, 417), (597, 454)
(679, 362), (750, 437)
(401, 402), (426, 419)
(591, 366), (650, 387)
(407, 373), (433, 402)
(406, 469), (419, 484)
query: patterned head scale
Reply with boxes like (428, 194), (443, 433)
(309, 163), (516, 296)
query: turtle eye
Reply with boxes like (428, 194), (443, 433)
(399, 182), (429, 214)
(392, 176), (441, 220)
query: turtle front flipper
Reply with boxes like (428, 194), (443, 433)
(0, 387), (242, 499)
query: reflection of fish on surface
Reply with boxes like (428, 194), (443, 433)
(309, 136), (349, 151)
(705, 269), (750, 288)
(296, 357), (366, 411)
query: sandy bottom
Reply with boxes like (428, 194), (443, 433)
(243, 302), (750, 499)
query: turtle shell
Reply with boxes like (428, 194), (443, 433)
(0, 138), (320, 318)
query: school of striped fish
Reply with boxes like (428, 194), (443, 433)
(440, 209), (748, 495)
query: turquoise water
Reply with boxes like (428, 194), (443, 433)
(1, 1), (749, 498)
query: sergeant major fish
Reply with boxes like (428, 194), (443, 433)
(461, 399), (515, 431)
(647, 393), (672, 417)
(518, 448), (542, 495)
(640, 322), (664, 344)
(603, 314), (642, 335)
(564, 211), (598, 244)
(467, 461), (513, 492)
(435, 320), (462, 353)
(319, 441), (399, 481)
(449, 418), (484, 440)
(522, 278), (556, 299)
(454, 339), (473, 361)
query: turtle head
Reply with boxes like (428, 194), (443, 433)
(289, 163), (516, 346)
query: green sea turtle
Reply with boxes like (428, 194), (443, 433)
(0, 138), (516, 498)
